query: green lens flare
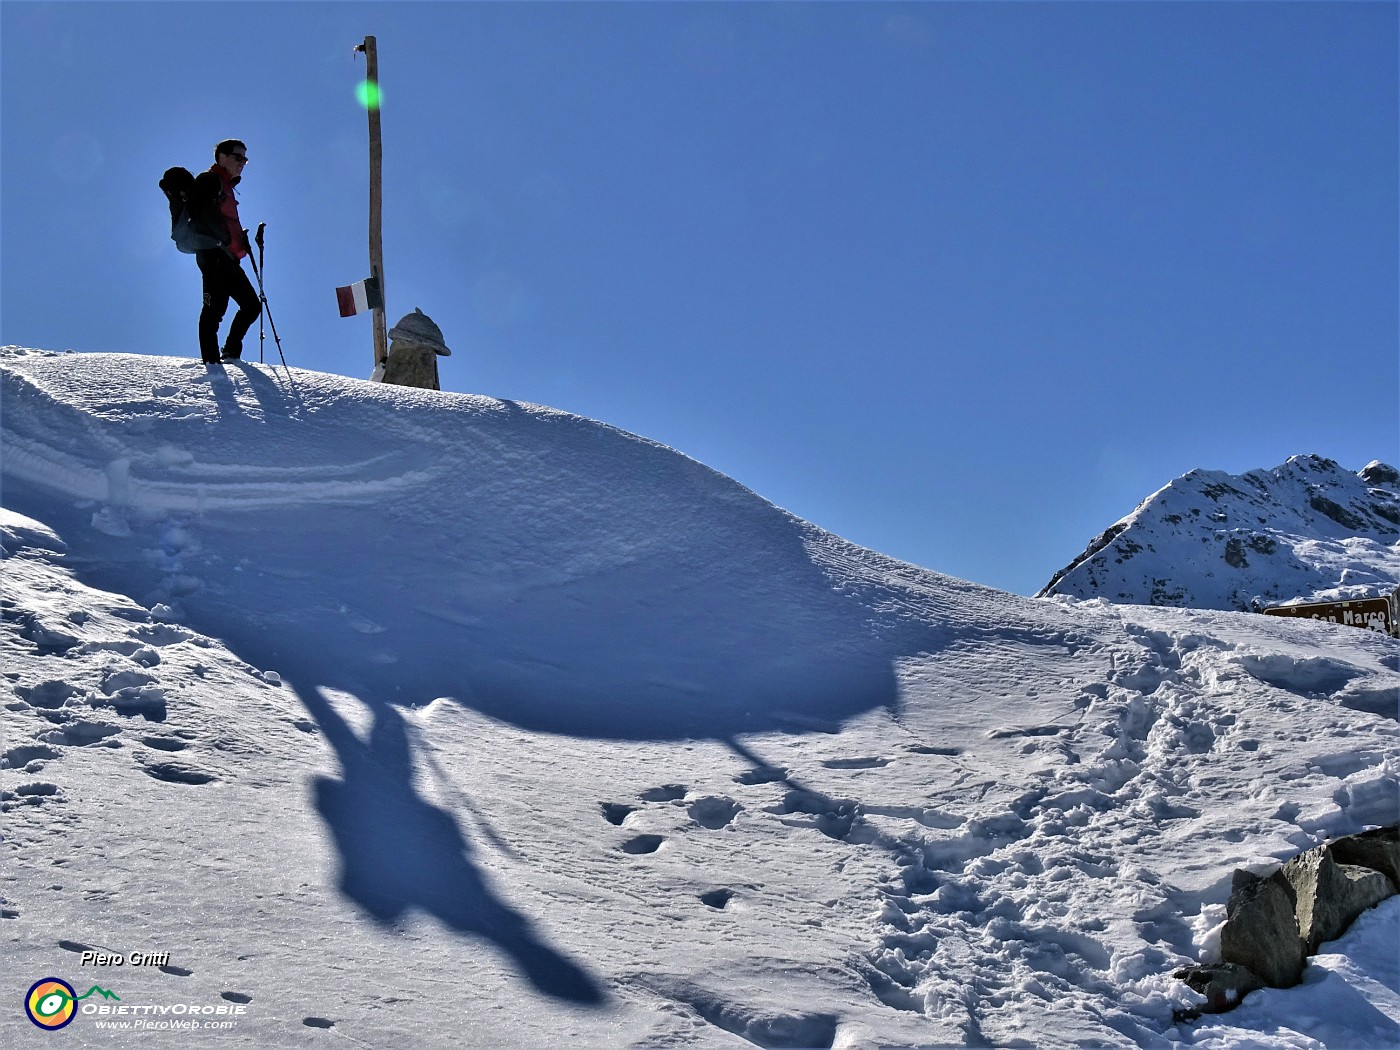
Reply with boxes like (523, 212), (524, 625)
(356, 80), (382, 110)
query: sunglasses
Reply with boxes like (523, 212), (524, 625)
(224, 153), (248, 163)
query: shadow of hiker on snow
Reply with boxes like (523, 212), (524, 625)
(294, 680), (607, 1007)
(206, 359), (305, 417)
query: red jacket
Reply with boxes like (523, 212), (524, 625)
(207, 164), (247, 259)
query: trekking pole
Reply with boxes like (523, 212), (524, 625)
(246, 230), (288, 371)
(255, 223), (266, 363)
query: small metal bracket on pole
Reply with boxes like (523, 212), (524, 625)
(354, 35), (388, 372)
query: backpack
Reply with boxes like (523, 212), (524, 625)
(159, 166), (223, 254)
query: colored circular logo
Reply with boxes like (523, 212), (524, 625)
(26, 978), (77, 1030)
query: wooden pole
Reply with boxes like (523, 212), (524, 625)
(358, 36), (388, 370)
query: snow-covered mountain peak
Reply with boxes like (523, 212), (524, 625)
(1040, 455), (1400, 612)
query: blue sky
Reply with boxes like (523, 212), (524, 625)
(3, 2), (1395, 596)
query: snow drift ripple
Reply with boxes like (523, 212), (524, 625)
(2, 430), (440, 511)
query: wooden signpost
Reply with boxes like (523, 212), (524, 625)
(354, 35), (389, 371)
(1263, 589), (1400, 638)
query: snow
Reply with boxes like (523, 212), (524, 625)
(2, 346), (1397, 1049)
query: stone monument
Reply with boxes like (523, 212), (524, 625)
(380, 308), (451, 390)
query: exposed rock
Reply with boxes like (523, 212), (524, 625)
(1179, 825), (1400, 1018)
(1360, 461), (1400, 487)
(1172, 963), (1266, 1020)
(381, 308), (452, 391)
(1219, 868), (1305, 988)
(1037, 522), (1128, 599)
(1283, 844), (1398, 956)
(1329, 825), (1400, 887)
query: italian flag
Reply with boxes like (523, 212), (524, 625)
(336, 276), (383, 317)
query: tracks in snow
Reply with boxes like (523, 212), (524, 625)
(0, 544), (305, 839)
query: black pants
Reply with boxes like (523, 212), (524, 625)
(196, 249), (261, 363)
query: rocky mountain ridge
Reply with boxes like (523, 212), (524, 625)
(1040, 456), (1400, 612)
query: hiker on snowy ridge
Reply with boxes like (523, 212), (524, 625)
(187, 140), (260, 364)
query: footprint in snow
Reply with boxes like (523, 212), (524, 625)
(97, 671), (168, 722)
(14, 680), (82, 710)
(132, 624), (197, 647)
(987, 725), (1063, 740)
(821, 756), (891, 770)
(160, 964), (194, 977)
(1, 783), (62, 810)
(50, 720), (124, 747)
(600, 802), (636, 826)
(221, 992), (252, 1004)
(620, 834), (665, 855)
(140, 736), (189, 753)
(137, 756), (218, 785)
(688, 796), (741, 830)
(773, 789), (859, 842)
(80, 639), (162, 666)
(906, 744), (962, 756)
(700, 888), (735, 910)
(303, 1017), (335, 1029)
(639, 784), (687, 803)
(2, 742), (63, 771)
(12, 613), (79, 655)
(733, 764), (786, 786)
